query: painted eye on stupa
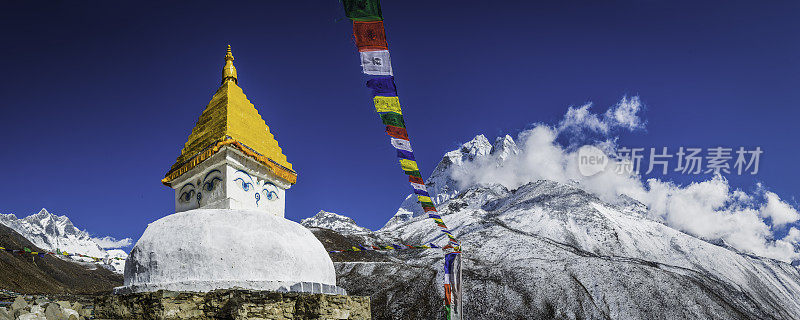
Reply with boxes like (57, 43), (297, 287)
(232, 170), (255, 192)
(178, 183), (196, 203)
(234, 178), (252, 191)
(179, 190), (194, 203)
(262, 182), (279, 201)
(202, 170), (222, 192)
(203, 177), (221, 192)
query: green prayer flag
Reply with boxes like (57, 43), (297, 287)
(405, 170), (422, 178)
(380, 112), (405, 128)
(342, 0), (383, 21)
(24, 247), (31, 253)
(420, 201), (435, 208)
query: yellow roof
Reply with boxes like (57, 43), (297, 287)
(163, 46), (296, 186)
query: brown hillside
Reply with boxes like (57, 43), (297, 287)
(0, 223), (122, 294)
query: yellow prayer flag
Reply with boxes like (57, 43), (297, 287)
(418, 195), (432, 203)
(373, 96), (402, 114)
(400, 159), (419, 172)
(352, 246), (361, 251)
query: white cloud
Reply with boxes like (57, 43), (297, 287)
(91, 236), (133, 249)
(784, 228), (800, 243)
(761, 192), (800, 226)
(559, 103), (609, 134)
(604, 96), (646, 131)
(452, 96), (800, 262)
(557, 96), (645, 136)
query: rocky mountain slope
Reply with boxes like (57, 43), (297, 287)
(311, 135), (800, 320)
(0, 223), (122, 294)
(0, 209), (126, 273)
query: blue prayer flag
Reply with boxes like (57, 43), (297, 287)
(366, 76), (397, 96)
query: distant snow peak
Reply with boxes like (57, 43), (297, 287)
(301, 210), (370, 234)
(0, 208), (127, 273)
(491, 134), (520, 162)
(383, 134), (519, 231)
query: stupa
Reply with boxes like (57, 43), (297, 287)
(116, 46), (344, 296)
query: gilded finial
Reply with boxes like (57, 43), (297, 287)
(222, 45), (238, 84)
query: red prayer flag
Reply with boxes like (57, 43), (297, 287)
(385, 125), (408, 139)
(409, 175), (424, 184)
(353, 21), (388, 52)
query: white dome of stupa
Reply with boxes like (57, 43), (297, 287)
(116, 209), (344, 295)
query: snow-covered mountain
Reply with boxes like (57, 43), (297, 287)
(383, 134), (519, 230)
(312, 134), (800, 320)
(301, 210), (370, 234)
(0, 208), (127, 273)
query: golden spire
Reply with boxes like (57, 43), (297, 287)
(163, 46), (296, 187)
(222, 45), (238, 84)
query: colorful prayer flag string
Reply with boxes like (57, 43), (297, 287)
(339, 2), (463, 318)
(328, 242), (441, 253)
(1, 245), (125, 261)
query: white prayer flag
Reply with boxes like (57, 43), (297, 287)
(391, 138), (412, 152)
(410, 182), (427, 192)
(360, 50), (393, 76)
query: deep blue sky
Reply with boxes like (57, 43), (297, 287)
(0, 1), (798, 243)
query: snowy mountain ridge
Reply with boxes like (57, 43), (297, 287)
(314, 134), (800, 319)
(0, 208), (127, 273)
(301, 210), (370, 234)
(382, 134), (521, 230)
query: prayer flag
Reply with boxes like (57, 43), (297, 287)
(417, 195), (432, 203)
(360, 50), (393, 75)
(410, 182), (427, 192)
(406, 170), (423, 178)
(391, 138), (412, 152)
(354, 21), (388, 51)
(386, 125), (408, 140)
(409, 175), (424, 184)
(397, 149), (415, 160)
(400, 159), (419, 172)
(342, 0), (383, 21)
(374, 96), (402, 114)
(444, 253), (463, 320)
(366, 76), (397, 96)
(380, 112), (405, 127)
(413, 189), (430, 197)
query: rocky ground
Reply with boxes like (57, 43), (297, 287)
(0, 294), (94, 320)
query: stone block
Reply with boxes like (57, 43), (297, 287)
(94, 289), (370, 320)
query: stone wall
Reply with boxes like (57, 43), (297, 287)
(94, 290), (370, 320)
